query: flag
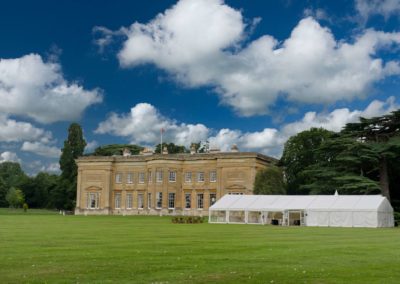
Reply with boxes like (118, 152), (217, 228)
(161, 128), (165, 133)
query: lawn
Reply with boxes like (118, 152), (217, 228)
(0, 211), (399, 283)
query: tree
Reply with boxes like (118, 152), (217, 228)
(0, 162), (28, 207)
(154, 143), (186, 154)
(92, 144), (143, 156)
(6, 187), (25, 208)
(342, 110), (400, 200)
(300, 135), (380, 194)
(253, 166), (286, 195)
(59, 123), (86, 210)
(280, 128), (334, 194)
(0, 178), (7, 207)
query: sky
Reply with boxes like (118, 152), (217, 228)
(0, 0), (399, 175)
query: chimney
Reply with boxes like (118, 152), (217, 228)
(230, 144), (239, 152)
(190, 144), (196, 154)
(122, 148), (131, 157)
(162, 146), (169, 155)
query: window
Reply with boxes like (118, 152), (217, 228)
(169, 171), (176, 182)
(197, 172), (204, 182)
(115, 173), (122, 184)
(229, 192), (244, 195)
(127, 173), (133, 184)
(147, 193), (152, 209)
(138, 193), (144, 209)
(138, 172), (145, 184)
(156, 192), (163, 209)
(197, 194), (204, 209)
(156, 170), (163, 183)
(210, 193), (217, 206)
(148, 171), (152, 183)
(168, 193), (175, 209)
(185, 193), (191, 209)
(210, 170), (217, 182)
(87, 192), (99, 209)
(185, 172), (192, 183)
(126, 193), (133, 209)
(115, 193), (121, 209)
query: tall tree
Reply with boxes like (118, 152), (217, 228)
(301, 135), (380, 194)
(342, 110), (400, 200)
(253, 166), (286, 195)
(59, 123), (86, 209)
(280, 128), (334, 194)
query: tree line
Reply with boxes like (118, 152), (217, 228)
(1, 110), (399, 210)
(254, 110), (400, 211)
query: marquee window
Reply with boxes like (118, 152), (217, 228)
(138, 193), (144, 209)
(185, 193), (191, 209)
(156, 192), (163, 209)
(185, 172), (192, 183)
(168, 193), (175, 209)
(115, 193), (121, 209)
(126, 193), (133, 209)
(197, 194), (204, 209)
(169, 171), (176, 182)
(138, 172), (145, 184)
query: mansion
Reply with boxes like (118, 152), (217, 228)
(74, 148), (277, 216)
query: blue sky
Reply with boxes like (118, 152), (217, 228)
(0, 0), (399, 174)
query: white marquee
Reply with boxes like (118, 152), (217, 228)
(209, 194), (394, 228)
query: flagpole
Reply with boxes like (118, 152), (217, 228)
(161, 128), (163, 155)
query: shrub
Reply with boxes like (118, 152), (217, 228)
(394, 212), (400, 225)
(23, 203), (29, 212)
(171, 216), (205, 224)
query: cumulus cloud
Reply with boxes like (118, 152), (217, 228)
(0, 151), (21, 163)
(356, 0), (400, 21)
(21, 141), (61, 158)
(0, 115), (52, 142)
(95, 103), (209, 146)
(96, 0), (400, 116)
(85, 140), (99, 152)
(96, 97), (398, 157)
(0, 53), (103, 123)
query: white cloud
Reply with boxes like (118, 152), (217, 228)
(281, 96), (399, 138)
(97, 0), (400, 116)
(0, 53), (103, 123)
(95, 103), (209, 146)
(96, 97), (398, 157)
(21, 141), (61, 158)
(0, 151), (21, 163)
(356, 0), (400, 21)
(41, 162), (60, 173)
(0, 115), (52, 142)
(85, 140), (99, 152)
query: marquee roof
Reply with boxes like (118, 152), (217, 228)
(210, 194), (393, 212)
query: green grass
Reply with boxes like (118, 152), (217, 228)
(0, 208), (59, 215)
(0, 214), (399, 283)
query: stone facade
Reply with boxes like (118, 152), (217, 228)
(75, 152), (277, 216)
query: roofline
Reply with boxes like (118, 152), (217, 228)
(76, 152), (278, 164)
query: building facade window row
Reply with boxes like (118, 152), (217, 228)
(115, 170), (218, 184)
(110, 191), (217, 210)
